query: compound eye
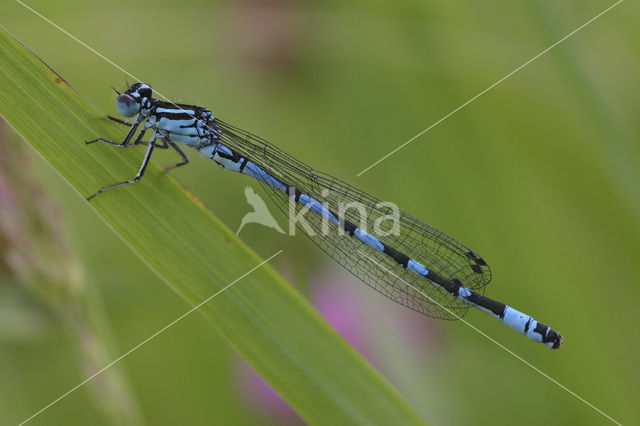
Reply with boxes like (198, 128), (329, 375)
(116, 93), (139, 117)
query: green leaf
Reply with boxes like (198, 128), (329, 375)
(0, 27), (425, 424)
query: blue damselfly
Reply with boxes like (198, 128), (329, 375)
(87, 82), (563, 349)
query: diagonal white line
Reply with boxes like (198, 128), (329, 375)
(15, 0), (140, 88)
(356, 0), (624, 176)
(357, 250), (621, 425)
(18, 250), (283, 426)
(14, 0), (267, 170)
(14, 0), (195, 111)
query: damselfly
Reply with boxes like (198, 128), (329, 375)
(87, 82), (563, 349)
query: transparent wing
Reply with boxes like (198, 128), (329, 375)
(217, 120), (492, 320)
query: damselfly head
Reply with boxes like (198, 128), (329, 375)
(115, 82), (153, 117)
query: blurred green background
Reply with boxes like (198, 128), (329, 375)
(1, 0), (638, 424)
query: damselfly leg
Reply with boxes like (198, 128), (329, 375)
(86, 136), (156, 200)
(106, 115), (131, 126)
(164, 140), (190, 171)
(86, 116), (143, 147)
(86, 118), (191, 199)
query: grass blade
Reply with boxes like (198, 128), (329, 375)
(0, 27), (425, 425)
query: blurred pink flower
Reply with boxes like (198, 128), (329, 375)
(236, 268), (442, 421)
(312, 272), (374, 358)
(236, 362), (302, 424)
